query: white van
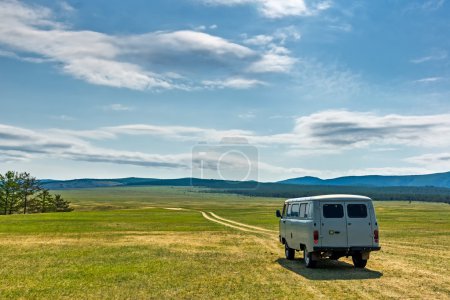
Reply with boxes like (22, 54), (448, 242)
(276, 194), (380, 268)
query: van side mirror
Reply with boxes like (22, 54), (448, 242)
(276, 210), (282, 218)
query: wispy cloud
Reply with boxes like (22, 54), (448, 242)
(247, 48), (297, 73)
(0, 0), (292, 91)
(411, 50), (447, 64)
(405, 152), (450, 166)
(103, 104), (134, 111)
(291, 59), (363, 100)
(59, 1), (75, 13)
(406, 0), (446, 12)
(3, 109), (450, 178)
(288, 110), (450, 150)
(201, 0), (331, 19)
(202, 77), (267, 89)
(243, 35), (274, 46)
(243, 26), (301, 47)
(414, 77), (444, 83)
(51, 114), (76, 121)
(48, 110), (450, 152)
(238, 112), (256, 119)
(0, 123), (191, 169)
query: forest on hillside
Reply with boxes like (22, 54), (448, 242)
(219, 183), (450, 204)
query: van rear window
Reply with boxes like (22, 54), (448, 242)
(347, 204), (368, 218)
(323, 204), (344, 218)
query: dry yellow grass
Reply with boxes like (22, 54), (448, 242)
(0, 188), (449, 299)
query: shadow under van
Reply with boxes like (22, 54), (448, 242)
(276, 258), (383, 280)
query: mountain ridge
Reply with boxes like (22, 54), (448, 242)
(38, 171), (450, 189)
(278, 171), (450, 188)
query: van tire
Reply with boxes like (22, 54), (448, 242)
(285, 243), (295, 260)
(304, 249), (316, 268)
(352, 253), (367, 268)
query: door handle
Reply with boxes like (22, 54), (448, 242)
(335, 231), (340, 234)
(348, 223), (352, 226)
(282, 221), (286, 223)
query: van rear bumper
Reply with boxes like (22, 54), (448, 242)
(313, 246), (381, 252)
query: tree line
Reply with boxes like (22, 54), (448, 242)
(208, 182), (450, 204)
(0, 171), (73, 215)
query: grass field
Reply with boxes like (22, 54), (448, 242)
(0, 186), (449, 299)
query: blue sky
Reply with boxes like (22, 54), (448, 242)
(0, 0), (449, 181)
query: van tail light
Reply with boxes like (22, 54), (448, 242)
(313, 230), (319, 245)
(374, 229), (379, 243)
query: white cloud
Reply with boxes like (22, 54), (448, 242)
(258, 0), (309, 18)
(59, 1), (75, 13)
(52, 110), (450, 153)
(273, 26), (301, 44)
(4, 110), (450, 178)
(291, 58), (363, 99)
(242, 27), (300, 74)
(123, 30), (255, 59)
(243, 35), (274, 46)
(407, 0), (446, 12)
(194, 25), (207, 31)
(0, 48), (50, 63)
(238, 112), (256, 119)
(414, 77), (443, 83)
(0, 0), (286, 91)
(405, 152), (450, 168)
(411, 50), (447, 64)
(51, 114), (75, 121)
(103, 104), (134, 111)
(422, 0), (445, 10)
(202, 0), (331, 19)
(0, 123), (191, 169)
(100, 124), (253, 142)
(247, 52), (297, 73)
(202, 77), (267, 89)
(63, 58), (173, 90)
(328, 23), (352, 32)
(289, 110), (450, 150)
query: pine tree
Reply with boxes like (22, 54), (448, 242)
(0, 170), (73, 214)
(53, 194), (73, 212)
(19, 172), (40, 214)
(35, 189), (55, 213)
(0, 171), (21, 215)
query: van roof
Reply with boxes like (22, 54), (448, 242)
(285, 194), (372, 203)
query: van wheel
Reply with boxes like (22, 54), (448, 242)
(352, 253), (367, 268)
(304, 249), (316, 268)
(285, 243), (295, 260)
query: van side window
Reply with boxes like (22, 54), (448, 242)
(323, 204), (344, 218)
(281, 204), (287, 218)
(347, 204), (368, 218)
(291, 203), (299, 217)
(286, 204), (292, 217)
(299, 203), (308, 218)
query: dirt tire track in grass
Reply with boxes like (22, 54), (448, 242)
(163, 207), (276, 235)
(201, 212), (270, 234)
(208, 212), (277, 233)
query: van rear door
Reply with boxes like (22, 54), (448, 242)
(320, 202), (347, 248)
(346, 202), (373, 247)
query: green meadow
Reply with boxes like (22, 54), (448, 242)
(0, 187), (449, 299)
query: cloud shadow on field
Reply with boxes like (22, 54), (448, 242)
(276, 258), (383, 280)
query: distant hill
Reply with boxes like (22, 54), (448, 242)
(41, 172), (450, 190)
(40, 177), (159, 190)
(39, 177), (252, 190)
(38, 175), (450, 203)
(278, 171), (450, 189)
